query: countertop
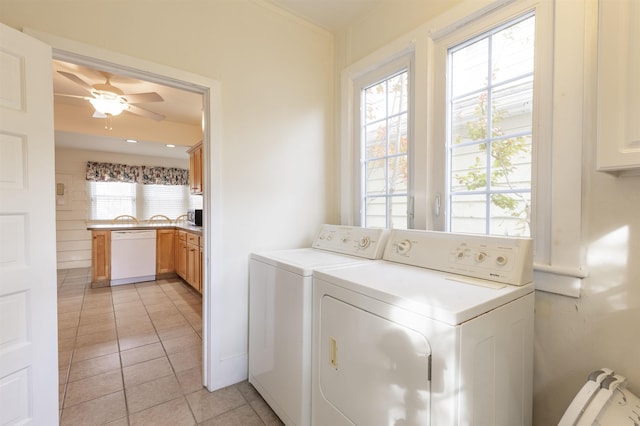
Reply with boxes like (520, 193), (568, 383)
(87, 222), (203, 235)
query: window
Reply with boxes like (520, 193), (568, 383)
(446, 14), (535, 237)
(141, 184), (191, 219)
(356, 60), (412, 229)
(89, 181), (136, 220)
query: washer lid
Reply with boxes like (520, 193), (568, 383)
(313, 261), (534, 325)
(250, 248), (372, 276)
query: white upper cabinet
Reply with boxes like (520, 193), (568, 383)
(596, 0), (640, 175)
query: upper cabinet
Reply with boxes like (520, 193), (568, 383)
(596, 0), (640, 175)
(188, 141), (203, 193)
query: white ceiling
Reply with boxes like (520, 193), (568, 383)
(266, 0), (386, 31)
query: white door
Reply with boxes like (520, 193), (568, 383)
(0, 23), (59, 425)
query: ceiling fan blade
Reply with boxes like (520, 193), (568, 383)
(57, 71), (94, 93)
(126, 104), (165, 121)
(122, 92), (164, 103)
(54, 93), (90, 100)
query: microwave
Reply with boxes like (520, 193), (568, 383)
(187, 209), (202, 226)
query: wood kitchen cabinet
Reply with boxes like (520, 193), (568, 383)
(156, 229), (175, 276)
(176, 230), (188, 280)
(186, 233), (201, 293)
(91, 230), (111, 286)
(188, 142), (203, 194)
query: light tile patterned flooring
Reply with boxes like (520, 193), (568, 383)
(57, 268), (283, 426)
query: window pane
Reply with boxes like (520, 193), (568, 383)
(492, 17), (535, 84)
(489, 192), (531, 236)
(365, 122), (387, 160)
(388, 73), (408, 115)
(141, 184), (190, 220)
(450, 143), (488, 193)
(365, 159), (386, 195)
(389, 195), (408, 229)
(364, 196), (387, 228)
(451, 38), (488, 97)
(491, 77), (533, 136)
(451, 91), (488, 145)
(388, 113), (408, 155)
(89, 181), (136, 220)
(450, 193), (487, 234)
(490, 137), (532, 189)
(364, 82), (386, 123)
(389, 156), (408, 193)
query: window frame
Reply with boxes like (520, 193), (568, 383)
(443, 12), (536, 237)
(354, 58), (414, 229)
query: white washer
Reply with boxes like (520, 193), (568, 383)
(312, 229), (535, 426)
(249, 224), (387, 426)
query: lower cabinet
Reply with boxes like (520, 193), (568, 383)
(89, 227), (201, 293)
(175, 229), (202, 293)
(91, 230), (111, 285)
(186, 233), (201, 293)
(176, 230), (188, 280)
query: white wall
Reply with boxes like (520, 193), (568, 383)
(54, 146), (189, 270)
(335, 0), (640, 425)
(1, 0), (334, 389)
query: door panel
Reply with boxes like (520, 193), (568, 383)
(0, 23), (58, 424)
(318, 295), (431, 426)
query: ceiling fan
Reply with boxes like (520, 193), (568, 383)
(55, 70), (166, 122)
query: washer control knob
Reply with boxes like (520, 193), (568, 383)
(397, 240), (412, 254)
(475, 252), (487, 263)
(496, 255), (508, 266)
(359, 237), (371, 248)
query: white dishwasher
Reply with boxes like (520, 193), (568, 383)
(110, 230), (157, 286)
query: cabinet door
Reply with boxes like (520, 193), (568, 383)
(176, 231), (187, 279)
(187, 242), (198, 289)
(596, 0), (640, 174)
(156, 229), (175, 274)
(91, 230), (111, 283)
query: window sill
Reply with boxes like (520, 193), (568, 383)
(533, 263), (586, 298)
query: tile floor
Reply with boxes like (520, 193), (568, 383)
(57, 268), (283, 426)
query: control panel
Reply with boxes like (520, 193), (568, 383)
(383, 229), (533, 286)
(312, 224), (387, 259)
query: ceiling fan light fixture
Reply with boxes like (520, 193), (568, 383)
(89, 93), (128, 116)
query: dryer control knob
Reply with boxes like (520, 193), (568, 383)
(359, 237), (371, 248)
(496, 255), (508, 266)
(475, 252), (487, 263)
(397, 240), (412, 254)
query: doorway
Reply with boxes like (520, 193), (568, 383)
(26, 28), (222, 392)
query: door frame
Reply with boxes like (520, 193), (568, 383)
(25, 28), (223, 390)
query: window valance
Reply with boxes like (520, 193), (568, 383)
(86, 161), (189, 185)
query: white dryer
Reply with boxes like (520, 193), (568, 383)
(312, 229), (535, 426)
(249, 224), (387, 426)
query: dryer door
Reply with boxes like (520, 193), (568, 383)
(317, 295), (431, 426)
